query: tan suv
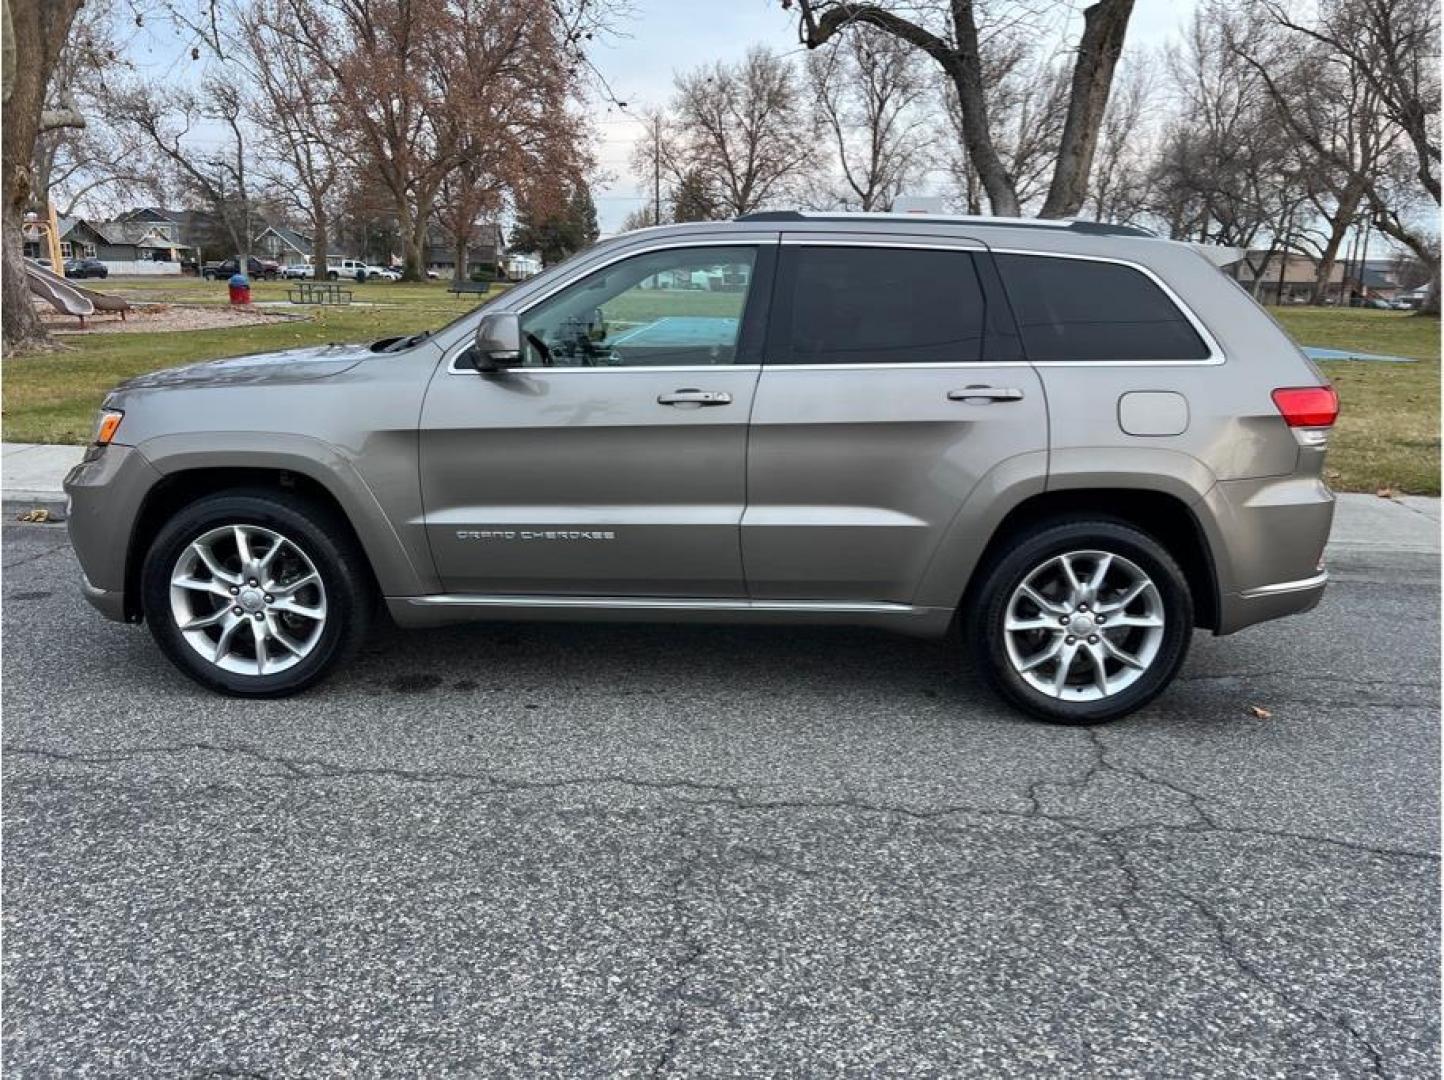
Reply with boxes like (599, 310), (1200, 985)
(64, 212), (1337, 722)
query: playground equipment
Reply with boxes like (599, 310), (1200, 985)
(25, 258), (131, 326)
(22, 200), (131, 326)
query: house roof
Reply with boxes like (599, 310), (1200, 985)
(116, 206), (186, 224)
(258, 224), (313, 253)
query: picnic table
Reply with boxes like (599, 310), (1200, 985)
(287, 281), (353, 305)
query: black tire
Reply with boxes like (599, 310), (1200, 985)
(967, 518), (1194, 725)
(328, 270), (339, 281)
(141, 489), (373, 697)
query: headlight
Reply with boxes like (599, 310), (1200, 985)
(90, 407), (124, 446)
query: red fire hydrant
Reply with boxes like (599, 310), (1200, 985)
(228, 272), (251, 305)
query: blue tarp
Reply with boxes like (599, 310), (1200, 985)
(1301, 346), (1417, 364)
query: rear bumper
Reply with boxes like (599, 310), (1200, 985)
(1224, 570), (1328, 632)
(1206, 475), (1334, 634)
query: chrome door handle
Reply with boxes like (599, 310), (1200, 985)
(657, 389), (732, 406)
(948, 385), (1024, 403)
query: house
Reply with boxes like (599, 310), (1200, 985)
(255, 224), (314, 265)
(1231, 251), (1346, 304)
(1340, 260), (1403, 303)
(24, 216), (191, 274)
(425, 220), (506, 278)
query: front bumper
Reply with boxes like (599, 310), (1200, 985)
(63, 443), (162, 622)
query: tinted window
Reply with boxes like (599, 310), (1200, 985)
(776, 247), (986, 364)
(995, 253), (1209, 361)
(518, 246), (757, 368)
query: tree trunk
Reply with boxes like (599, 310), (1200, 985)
(2, 200), (48, 351)
(1417, 275), (1440, 317)
(453, 231), (468, 284)
(2, 0), (85, 353)
(945, 52), (1019, 216)
(1039, 0), (1135, 219)
(310, 210), (329, 281)
(1310, 189), (1362, 306)
(399, 196), (430, 282)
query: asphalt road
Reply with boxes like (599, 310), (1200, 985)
(3, 522), (1438, 1078)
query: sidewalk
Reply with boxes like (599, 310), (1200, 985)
(2, 440), (1438, 553)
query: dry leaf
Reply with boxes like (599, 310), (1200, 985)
(1248, 705), (1272, 720)
(16, 508), (51, 523)
(1377, 486), (1399, 500)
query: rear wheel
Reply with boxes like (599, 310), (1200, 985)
(141, 491), (372, 696)
(968, 519), (1194, 724)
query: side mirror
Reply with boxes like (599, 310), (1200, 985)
(468, 312), (522, 372)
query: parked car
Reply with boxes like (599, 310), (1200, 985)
(281, 263), (313, 280)
(63, 257), (109, 279)
(63, 211), (1338, 723)
(326, 258), (371, 281)
(367, 265), (400, 282)
(202, 257), (279, 281)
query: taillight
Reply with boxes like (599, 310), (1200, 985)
(1272, 386), (1339, 428)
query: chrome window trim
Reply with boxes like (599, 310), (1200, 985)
(445, 238), (770, 375)
(445, 236), (1226, 373)
(989, 246), (1225, 367)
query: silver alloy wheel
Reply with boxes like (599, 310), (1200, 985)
(1002, 549), (1165, 702)
(169, 524), (327, 676)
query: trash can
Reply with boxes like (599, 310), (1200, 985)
(228, 272), (251, 305)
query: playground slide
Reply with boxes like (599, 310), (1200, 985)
(25, 261), (133, 320)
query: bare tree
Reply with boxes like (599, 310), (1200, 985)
(238, 0), (343, 278)
(1148, 7), (1302, 253)
(806, 27), (932, 210)
(3, 0), (87, 350)
(30, 0), (154, 217)
(1232, 0), (1440, 312)
(103, 77), (258, 264)
(669, 47), (815, 216)
(1085, 55), (1154, 225)
(785, 0), (1135, 218)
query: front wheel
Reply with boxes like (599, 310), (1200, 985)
(968, 520), (1194, 724)
(141, 490), (373, 697)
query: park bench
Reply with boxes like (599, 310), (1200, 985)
(447, 280), (492, 298)
(287, 281), (353, 305)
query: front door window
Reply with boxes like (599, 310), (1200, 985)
(518, 246), (758, 368)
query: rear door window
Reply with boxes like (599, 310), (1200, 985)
(995, 253), (1210, 361)
(771, 246), (987, 364)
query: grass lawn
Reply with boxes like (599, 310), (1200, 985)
(1274, 308), (1440, 495)
(4, 280), (1439, 494)
(4, 277), (500, 444)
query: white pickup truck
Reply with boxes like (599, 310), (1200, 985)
(326, 259), (372, 281)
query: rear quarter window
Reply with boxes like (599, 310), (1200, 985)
(995, 253), (1211, 361)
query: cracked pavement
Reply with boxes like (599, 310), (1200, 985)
(2, 523), (1438, 1077)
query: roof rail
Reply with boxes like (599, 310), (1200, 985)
(734, 210), (1156, 238)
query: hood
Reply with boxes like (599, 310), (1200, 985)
(114, 342), (374, 392)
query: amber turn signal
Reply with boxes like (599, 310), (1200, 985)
(93, 409), (124, 446)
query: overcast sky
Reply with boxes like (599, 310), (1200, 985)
(585, 0), (1200, 233)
